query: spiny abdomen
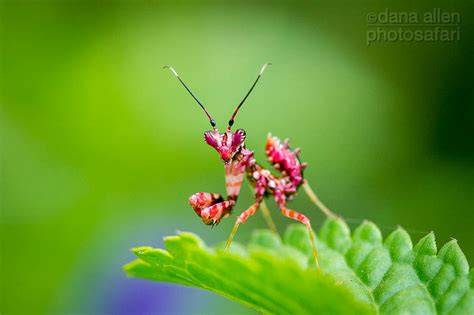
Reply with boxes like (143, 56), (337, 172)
(265, 133), (305, 187)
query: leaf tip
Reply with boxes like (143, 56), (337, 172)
(283, 224), (313, 256)
(319, 217), (351, 253)
(438, 239), (469, 275)
(384, 227), (413, 261)
(353, 220), (382, 244)
(250, 229), (282, 249)
(132, 246), (153, 256)
(414, 231), (437, 256)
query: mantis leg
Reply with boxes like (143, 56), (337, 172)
(246, 182), (277, 233)
(280, 207), (321, 271)
(224, 202), (260, 251)
(259, 199), (278, 234)
(302, 180), (338, 219)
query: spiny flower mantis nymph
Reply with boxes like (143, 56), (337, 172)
(164, 63), (338, 270)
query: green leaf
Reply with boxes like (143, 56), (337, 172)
(124, 218), (473, 314)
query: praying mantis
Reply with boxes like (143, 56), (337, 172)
(164, 63), (337, 270)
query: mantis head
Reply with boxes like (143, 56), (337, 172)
(163, 63), (271, 162)
(204, 128), (246, 163)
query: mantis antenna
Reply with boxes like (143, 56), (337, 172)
(228, 63), (272, 128)
(163, 65), (217, 128)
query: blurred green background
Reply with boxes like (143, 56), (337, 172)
(1, 0), (473, 314)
